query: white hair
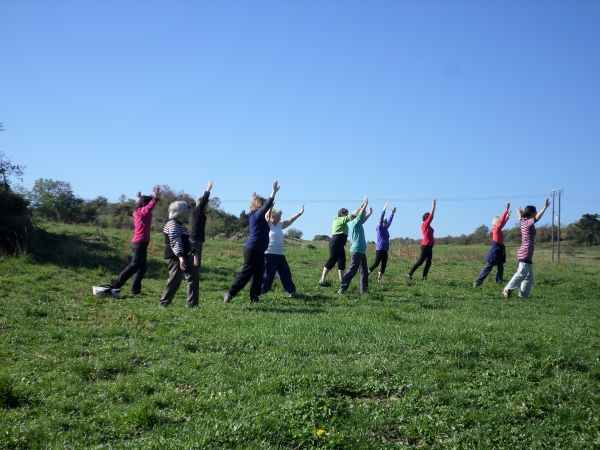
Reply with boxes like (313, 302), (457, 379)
(168, 201), (188, 220)
(272, 208), (282, 218)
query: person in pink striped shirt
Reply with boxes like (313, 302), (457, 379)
(111, 186), (160, 295)
(473, 202), (511, 287)
(502, 198), (550, 299)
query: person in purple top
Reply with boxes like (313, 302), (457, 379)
(502, 198), (550, 299)
(224, 181), (280, 304)
(368, 203), (396, 283)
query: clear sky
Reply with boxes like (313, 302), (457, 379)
(2, 0), (599, 242)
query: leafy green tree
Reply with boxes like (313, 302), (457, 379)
(30, 178), (82, 222)
(572, 214), (600, 246)
(0, 151), (26, 191)
(285, 228), (303, 239)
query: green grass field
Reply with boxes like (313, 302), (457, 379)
(1, 221), (599, 449)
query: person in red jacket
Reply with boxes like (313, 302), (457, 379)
(405, 199), (436, 281)
(111, 186), (160, 295)
(473, 203), (511, 287)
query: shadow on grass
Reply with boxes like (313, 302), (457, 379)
(31, 227), (129, 273)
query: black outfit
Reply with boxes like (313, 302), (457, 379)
(408, 245), (433, 278)
(113, 241), (148, 294)
(368, 250), (388, 274)
(324, 234), (348, 271)
(189, 189), (210, 267)
(228, 246), (265, 302)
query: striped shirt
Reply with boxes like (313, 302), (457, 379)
(163, 220), (195, 258)
(517, 218), (536, 263)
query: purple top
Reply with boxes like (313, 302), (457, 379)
(375, 211), (394, 251)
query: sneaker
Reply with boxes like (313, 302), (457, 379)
(224, 293), (232, 303)
(422, 276), (427, 281)
(337, 287), (346, 294)
(318, 278), (326, 285)
(289, 291), (300, 298)
(502, 289), (511, 299)
(518, 291), (528, 299)
(473, 282), (481, 288)
(250, 296), (260, 303)
(404, 274), (412, 280)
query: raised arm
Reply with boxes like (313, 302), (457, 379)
(358, 196), (368, 217)
(498, 202), (511, 229)
(516, 206), (523, 221)
(535, 198), (551, 222)
(270, 180), (280, 199)
(430, 199), (436, 218)
(282, 204), (304, 229)
(388, 207), (397, 227)
(197, 181), (213, 211)
(378, 203), (388, 226)
(362, 207), (373, 223)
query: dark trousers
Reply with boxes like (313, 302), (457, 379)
(409, 245), (433, 278)
(113, 241), (148, 294)
(475, 262), (504, 285)
(368, 250), (389, 274)
(190, 240), (204, 267)
(159, 255), (199, 307)
(262, 254), (296, 294)
(324, 234), (347, 271)
(229, 246), (265, 301)
(340, 252), (369, 293)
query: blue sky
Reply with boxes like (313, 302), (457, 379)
(2, 0), (599, 242)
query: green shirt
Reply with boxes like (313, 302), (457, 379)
(331, 215), (352, 236)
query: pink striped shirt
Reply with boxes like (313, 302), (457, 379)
(517, 218), (536, 262)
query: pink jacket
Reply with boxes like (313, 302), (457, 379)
(132, 198), (157, 242)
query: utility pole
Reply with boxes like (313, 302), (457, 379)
(551, 190), (556, 263)
(551, 188), (563, 263)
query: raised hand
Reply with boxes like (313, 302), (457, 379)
(364, 195), (369, 204)
(391, 207), (397, 214)
(136, 191), (142, 198)
(207, 180), (214, 192)
(432, 199), (437, 206)
(299, 204), (305, 215)
(272, 180), (280, 193)
(383, 203), (388, 211)
(153, 186), (160, 197)
(251, 191), (257, 199)
(368, 207), (373, 214)
(544, 198), (550, 208)
(505, 202), (510, 210)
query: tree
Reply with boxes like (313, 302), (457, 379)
(0, 151), (26, 191)
(29, 178), (82, 222)
(572, 214), (600, 246)
(285, 228), (303, 239)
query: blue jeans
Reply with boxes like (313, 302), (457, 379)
(261, 254), (296, 294)
(475, 262), (504, 285)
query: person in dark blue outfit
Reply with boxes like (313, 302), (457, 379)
(474, 203), (511, 287)
(224, 181), (280, 303)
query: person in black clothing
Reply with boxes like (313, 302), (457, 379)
(189, 180), (213, 268)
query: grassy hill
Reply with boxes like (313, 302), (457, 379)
(1, 221), (599, 449)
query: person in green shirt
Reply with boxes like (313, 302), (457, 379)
(319, 196), (371, 285)
(338, 196), (372, 294)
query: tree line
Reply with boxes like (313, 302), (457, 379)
(2, 152), (600, 254)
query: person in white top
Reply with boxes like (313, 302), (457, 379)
(261, 204), (304, 297)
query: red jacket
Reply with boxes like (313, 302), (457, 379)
(492, 210), (510, 245)
(421, 213), (435, 246)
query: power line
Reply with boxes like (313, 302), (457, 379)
(219, 194), (550, 204)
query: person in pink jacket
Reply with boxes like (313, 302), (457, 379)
(111, 186), (160, 295)
(405, 199), (436, 281)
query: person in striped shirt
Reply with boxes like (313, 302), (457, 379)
(159, 201), (198, 308)
(473, 202), (511, 287)
(502, 198), (550, 299)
